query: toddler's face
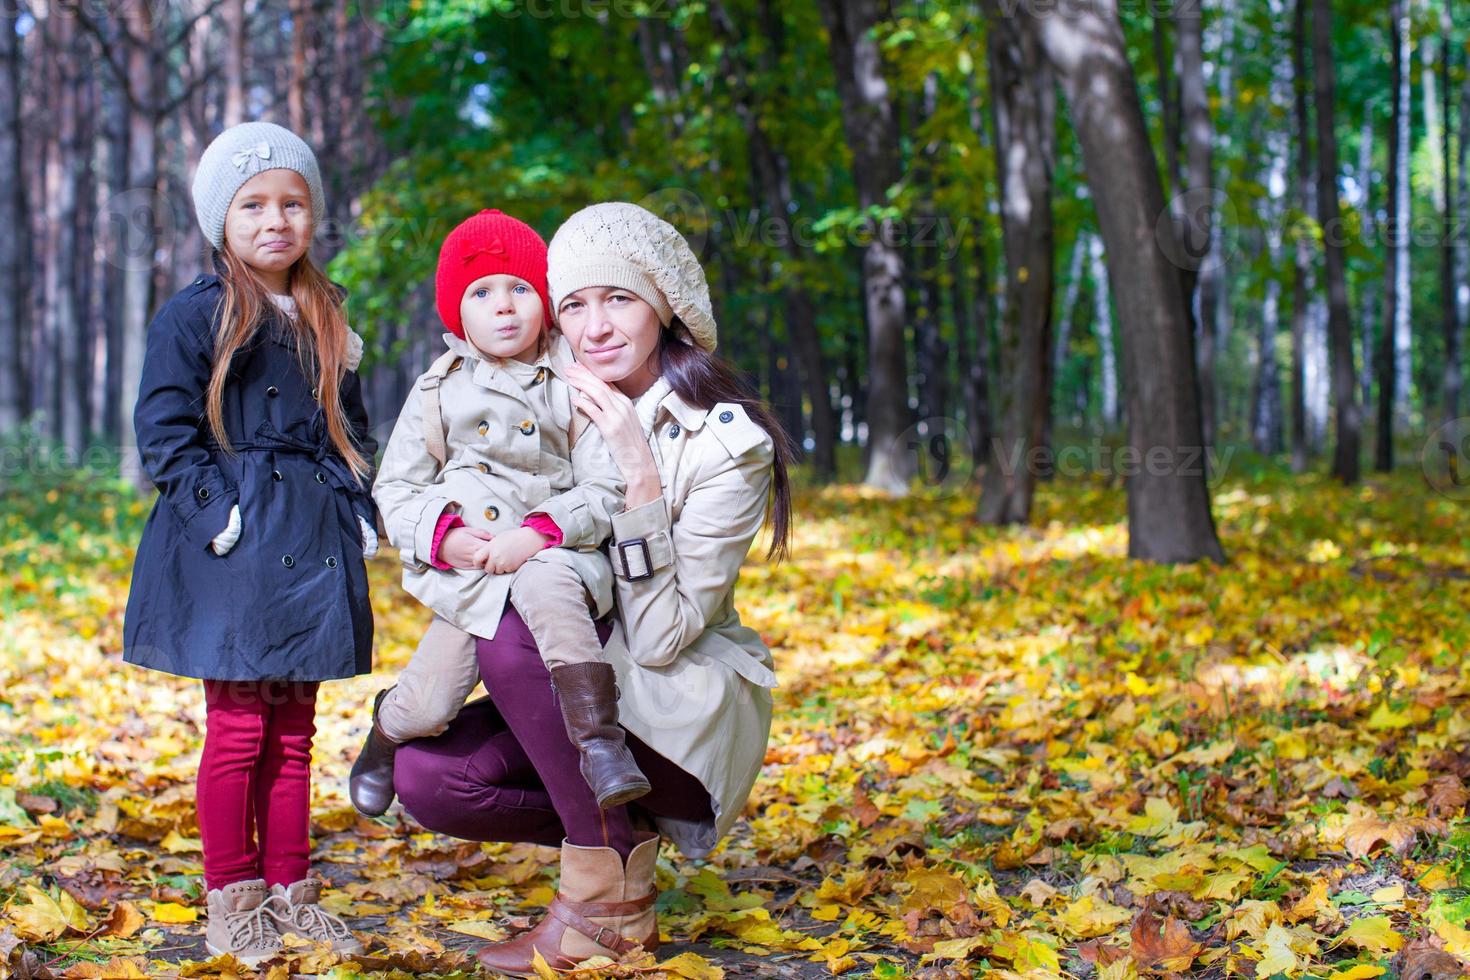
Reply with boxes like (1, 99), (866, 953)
(460, 274), (545, 363)
(223, 169), (312, 287)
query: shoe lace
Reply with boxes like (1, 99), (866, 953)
(285, 898), (353, 940)
(226, 901), (280, 948)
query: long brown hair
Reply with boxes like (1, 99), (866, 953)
(657, 323), (796, 561)
(204, 247), (372, 487)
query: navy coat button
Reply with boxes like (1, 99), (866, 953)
(272, 469), (282, 481)
(519, 419), (536, 436)
(325, 556), (338, 568)
(478, 462), (491, 474)
(719, 410), (734, 423)
(315, 472), (326, 483)
(266, 386), (279, 397)
(485, 505), (499, 521)
(282, 555), (294, 568)
(477, 420), (489, 435)
(668, 424), (681, 438)
(311, 386), (319, 400)
(196, 486), (210, 499)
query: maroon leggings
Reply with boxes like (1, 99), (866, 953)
(198, 680), (318, 891)
(394, 608), (711, 858)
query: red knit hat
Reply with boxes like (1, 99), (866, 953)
(435, 209), (551, 339)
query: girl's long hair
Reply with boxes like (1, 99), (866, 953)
(204, 247), (372, 487)
(657, 322), (796, 561)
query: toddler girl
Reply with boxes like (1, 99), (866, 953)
(352, 209), (649, 817)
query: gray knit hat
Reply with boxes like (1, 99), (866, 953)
(191, 122), (325, 251)
(547, 202), (717, 352)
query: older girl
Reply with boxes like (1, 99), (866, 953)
(394, 202), (794, 975)
(123, 122), (371, 965)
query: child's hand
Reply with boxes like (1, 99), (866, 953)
(440, 526), (494, 569)
(474, 525), (548, 575)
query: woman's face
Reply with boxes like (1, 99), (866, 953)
(556, 287), (662, 393)
(223, 169), (312, 291)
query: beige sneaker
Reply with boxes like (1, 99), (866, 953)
(204, 879), (284, 967)
(265, 878), (365, 954)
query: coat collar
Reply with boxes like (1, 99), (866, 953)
(440, 332), (553, 393)
(636, 377), (707, 436)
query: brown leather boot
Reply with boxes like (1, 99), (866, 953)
(476, 832), (660, 976)
(549, 663), (650, 809)
(349, 689), (399, 817)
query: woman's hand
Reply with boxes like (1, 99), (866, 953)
(439, 526), (494, 569)
(563, 362), (662, 507)
(473, 525), (546, 575)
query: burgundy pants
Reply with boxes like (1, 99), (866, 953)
(198, 680), (318, 891)
(394, 608), (711, 858)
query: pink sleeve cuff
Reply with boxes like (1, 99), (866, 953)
(522, 513), (563, 549)
(429, 512), (465, 570)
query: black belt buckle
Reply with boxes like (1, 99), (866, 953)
(616, 538), (654, 581)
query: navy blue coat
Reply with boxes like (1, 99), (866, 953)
(123, 274), (377, 682)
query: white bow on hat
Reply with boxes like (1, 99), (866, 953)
(231, 141), (273, 174)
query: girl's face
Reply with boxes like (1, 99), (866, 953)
(223, 169), (312, 293)
(460, 274), (545, 364)
(556, 287), (662, 395)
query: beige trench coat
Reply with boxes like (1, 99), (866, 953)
(372, 332), (623, 638)
(600, 377), (778, 859)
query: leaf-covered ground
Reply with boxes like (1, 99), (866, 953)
(2, 458), (1470, 979)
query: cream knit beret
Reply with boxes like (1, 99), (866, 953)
(547, 202), (717, 352)
(191, 121), (325, 251)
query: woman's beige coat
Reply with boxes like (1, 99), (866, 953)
(600, 377), (778, 858)
(373, 332), (623, 638)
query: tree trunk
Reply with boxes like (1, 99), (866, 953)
(1089, 233), (1119, 430)
(912, 73), (948, 430)
(1355, 117), (1376, 414)
(1311, 0), (1360, 483)
(48, 11), (84, 455)
(1289, 0), (1312, 472)
(1381, 0), (1410, 469)
(1440, 4), (1459, 424)
(950, 248), (988, 461)
(223, 0), (246, 126)
(1458, 14), (1470, 414)
(1254, 42), (1293, 456)
(289, 0), (310, 135)
(1023, 0), (1225, 562)
(1177, 0), (1217, 448)
(816, 0), (913, 494)
(0, 1), (22, 433)
(978, 12), (1054, 525)
(118, 2), (159, 492)
(707, 0), (836, 479)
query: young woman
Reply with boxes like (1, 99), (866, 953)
(392, 202), (795, 975)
